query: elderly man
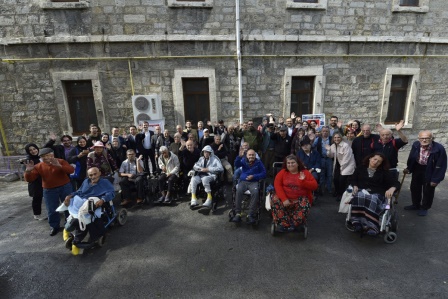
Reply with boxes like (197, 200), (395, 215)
(373, 120), (408, 179)
(351, 124), (380, 166)
(199, 128), (214, 150)
(24, 148), (74, 236)
(231, 149), (266, 224)
(119, 149), (145, 206)
(297, 136), (321, 182)
(157, 146), (180, 204)
(87, 141), (118, 181)
(63, 167), (115, 255)
(190, 145), (223, 208)
(404, 131), (447, 216)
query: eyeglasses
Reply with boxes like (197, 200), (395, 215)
(418, 137), (431, 140)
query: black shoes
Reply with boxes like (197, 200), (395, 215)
(231, 214), (242, 223)
(246, 215), (256, 225)
(50, 227), (60, 236)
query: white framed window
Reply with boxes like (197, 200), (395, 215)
(51, 71), (106, 135)
(392, 0), (429, 13)
(380, 68), (419, 129)
(168, 0), (213, 8)
(283, 67), (324, 118)
(286, 0), (328, 10)
(173, 69), (218, 126)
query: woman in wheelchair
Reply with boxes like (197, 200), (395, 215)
(348, 152), (400, 235)
(272, 155), (318, 231)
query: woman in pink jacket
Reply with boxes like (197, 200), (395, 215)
(326, 132), (356, 202)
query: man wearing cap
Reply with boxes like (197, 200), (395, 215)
(24, 148), (74, 236)
(198, 128), (214, 150)
(403, 130), (447, 216)
(87, 141), (118, 181)
(297, 136), (321, 182)
(270, 125), (291, 163)
(190, 145), (223, 208)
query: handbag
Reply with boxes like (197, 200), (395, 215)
(338, 190), (353, 213)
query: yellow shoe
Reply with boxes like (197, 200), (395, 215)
(63, 229), (70, 241)
(71, 244), (79, 256)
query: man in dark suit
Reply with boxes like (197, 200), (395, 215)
(126, 125), (138, 153)
(135, 121), (155, 175)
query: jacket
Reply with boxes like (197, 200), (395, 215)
(158, 152), (180, 176)
(327, 141), (356, 176)
(234, 156), (266, 182)
(297, 149), (321, 170)
(135, 130), (155, 153)
(407, 141), (447, 184)
(274, 169), (318, 204)
(24, 159), (74, 189)
(193, 145), (224, 179)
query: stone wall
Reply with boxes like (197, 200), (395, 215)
(1, 0), (448, 154)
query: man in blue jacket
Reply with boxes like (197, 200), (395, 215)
(297, 136), (321, 182)
(231, 148), (266, 224)
(404, 130), (447, 216)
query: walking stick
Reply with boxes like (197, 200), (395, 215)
(394, 172), (407, 204)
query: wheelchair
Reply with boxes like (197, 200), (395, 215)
(228, 179), (265, 226)
(344, 171), (405, 244)
(189, 171), (226, 214)
(64, 200), (127, 254)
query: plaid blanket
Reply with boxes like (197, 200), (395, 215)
(350, 191), (386, 234)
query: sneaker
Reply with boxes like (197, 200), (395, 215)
(190, 198), (198, 207)
(246, 215), (256, 225)
(157, 195), (165, 203)
(231, 214), (242, 223)
(404, 205), (419, 210)
(39, 215), (48, 221)
(63, 229), (70, 241)
(34, 215), (40, 220)
(202, 198), (212, 208)
(366, 228), (377, 236)
(163, 196), (171, 204)
(417, 209), (428, 216)
(71, 244), (80, 256)
(65, 235), (74, 250)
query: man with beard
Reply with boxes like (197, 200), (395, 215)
(86, 124), (101, 147)
(235, 120), (262, 153)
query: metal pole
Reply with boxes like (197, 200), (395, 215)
(236, 0), (243, 124)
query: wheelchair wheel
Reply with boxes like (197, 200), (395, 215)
(390, 210), (399, 232)
(384, 231), (397, 244)
(345, 221), (355, 232)
(270, 222), (276, 236)
(117, 209), (128, 226)
(97, 235), (106, 247)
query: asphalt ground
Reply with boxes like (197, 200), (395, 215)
(1, 149), (447, 299)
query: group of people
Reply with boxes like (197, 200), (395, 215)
(22, 114), (446, 244)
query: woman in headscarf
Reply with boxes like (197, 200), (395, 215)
(68, 136), (90, 190)
(24, 143), (46, 220)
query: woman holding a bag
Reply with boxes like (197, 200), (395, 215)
(68, 136), (90, 190)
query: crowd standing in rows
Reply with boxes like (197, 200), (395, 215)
(23, 113), (446, 239)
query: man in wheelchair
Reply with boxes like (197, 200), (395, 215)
(62, 167), (115, 255)
(230, 148), (266, 224)
(190, 145), (223, 208)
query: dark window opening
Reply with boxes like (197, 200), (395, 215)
(294, 0), (318, 3)
(64, 81), (98, 135)
(400, 0), (419, 6)
(385, 75), (410, 124)
(182, 78), (210, 126)
(290, 76), (314, 116)
(51, 0), (80, 2)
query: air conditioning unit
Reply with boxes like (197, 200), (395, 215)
(131, 94), (164, 125)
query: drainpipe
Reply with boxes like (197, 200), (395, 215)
(236, 0), (243, 124)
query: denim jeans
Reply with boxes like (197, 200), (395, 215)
(320, 157), (333, 192)
(43, 182), (73, 229)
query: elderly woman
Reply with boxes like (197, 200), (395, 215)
(87, 141), (118, 182)
(272, 155), (318, 231)
(157, 146), (180, 204)
(348, 153), (400, 235)
(325, 132), (356, 201)
(169, 133), (182, 156)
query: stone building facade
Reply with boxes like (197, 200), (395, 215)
(1, 0), (447, 154)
